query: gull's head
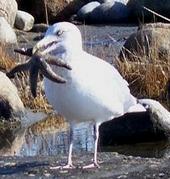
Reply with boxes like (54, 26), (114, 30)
(33, 22), (83, 56)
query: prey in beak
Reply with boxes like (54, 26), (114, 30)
(6, 47), (71, 98)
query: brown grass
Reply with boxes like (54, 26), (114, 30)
(1, 37), (170, 113)
(0, 46), (15, 71)
(29, 114), (68, 135)
(0, 45), (52, 113)
(116, 51), (170, 109)
(14, 73), (52, 113)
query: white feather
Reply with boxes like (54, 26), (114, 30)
(37, 22), (141, 124)
(34, 22), (145, 167)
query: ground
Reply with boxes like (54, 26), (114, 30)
(0, 153), (169, 178)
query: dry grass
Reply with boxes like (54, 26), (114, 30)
(0, 45), (52, 113)
(13, 73), (52, 113)
(29, 114), (68, 135)
(1, 33), (170, 113)
(0, 46), (15, 71)
(116, 50), (170, 110)
(116, 22), (170, 110)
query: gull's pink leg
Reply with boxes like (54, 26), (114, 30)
(61, 126), (75, 169)
(83, 123), (100, 169)
(50, 125), (75, 170)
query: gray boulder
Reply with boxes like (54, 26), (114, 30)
(15, 10), (35, 31)
(127, 0), (170, 22)
(90, 1), (130, 23)
(0, 72), (24, 120)
(0, 17), (17, 44)
(77, 1), (101, 20)
(101, 98), (170, 145)
(119, 23), (170, 62)
(0, 0), (18, 27)
(98, 0), (128, 4)
(98, 0), (114, 3)
(139, 99), (170, 135)
(31, 23), (49, 32)
(16, 0), (87, 23)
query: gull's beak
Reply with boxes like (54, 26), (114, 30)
(32, 35), (72, 70)
(33, 35), (58, 55)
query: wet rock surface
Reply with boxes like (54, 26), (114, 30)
(0, 153), (170, 178)
(0, 108), (169, 178)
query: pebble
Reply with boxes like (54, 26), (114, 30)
(159, 173), (165, 177)
(117, 175), (127, 178)
(44, 173), (51, 177)
(15, 10), (34, 31)
(59, 170), (69, 174)
(4, 162), (16, 166)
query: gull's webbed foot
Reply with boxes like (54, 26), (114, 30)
(83, 162), (100, 169)
(50, 163), (76, 170)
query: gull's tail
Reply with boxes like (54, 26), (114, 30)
(127, 96), (146, 113)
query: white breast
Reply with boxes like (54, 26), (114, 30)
(44, 52), (136, 124)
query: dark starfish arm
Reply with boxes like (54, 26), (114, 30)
(39, 60), (66, 83)
(29, 63), (39, 98)
(43, 55), (72, 70)
(6, 61), (31, 78)
(14, 48), (33, 57)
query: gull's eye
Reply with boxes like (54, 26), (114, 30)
(56, 30), (63, 36)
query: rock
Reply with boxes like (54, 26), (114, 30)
(77, 1), (101, 20)
(0, 97), (12, 119)
(0, 17), (17, 44)
(99, 0), (128, 4)
(0, 153), (170, 178)
(17, 0), (88, 23)
(79, 1), (130, 23)
(31, 23), (49, 33)
(101, 98), (170, 145)
(119, 23), (170, 62)
(100, 111), (166, 145)
(15, 10), (34, 31)
(98, 0), (114, 3)
(127, 0), (170, 23)
(139, 99), (170, 135)
(0, 0), (18, 27)
(0, 72), (24, 120)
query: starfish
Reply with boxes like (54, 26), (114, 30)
(6, 48), (72, 97)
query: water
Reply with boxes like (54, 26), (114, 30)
(0, 113), (95, 157)
(20, 122), (94, 157)
(0, 111), (170, 158)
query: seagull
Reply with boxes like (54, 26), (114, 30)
(32, 22), (146, 168)
(8, 22), (145, 168)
